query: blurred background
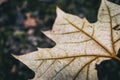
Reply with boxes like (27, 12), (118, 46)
(0, 0), (120, 80)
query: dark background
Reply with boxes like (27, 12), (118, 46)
(0, 0), (120, 80)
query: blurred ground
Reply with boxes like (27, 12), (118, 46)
(0, 0), (120, 80)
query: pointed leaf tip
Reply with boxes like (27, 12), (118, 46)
(56, 7), (65, 16)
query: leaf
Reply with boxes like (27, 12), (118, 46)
(12, 0), (120, 80)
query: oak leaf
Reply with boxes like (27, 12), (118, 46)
(13, 0), (120, 80)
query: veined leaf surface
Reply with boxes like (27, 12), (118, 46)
(13, 0), (120, 80)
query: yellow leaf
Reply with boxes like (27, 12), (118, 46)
(12, 0), (120, 80)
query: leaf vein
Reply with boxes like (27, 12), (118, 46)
(64, 18), (112, 55)
(73, 57), (97, 80)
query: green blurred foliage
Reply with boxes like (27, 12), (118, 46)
(0, 0), (120, 80)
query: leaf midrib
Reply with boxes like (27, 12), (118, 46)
(65, 18), (113, 56)
(105, 1), (116, 54)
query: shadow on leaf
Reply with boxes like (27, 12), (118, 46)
(96, 49), (120, 80)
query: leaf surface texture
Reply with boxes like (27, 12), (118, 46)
(13, 0), (120, 80)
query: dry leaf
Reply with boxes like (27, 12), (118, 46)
(12, 0), (120, 80)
